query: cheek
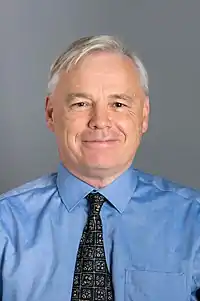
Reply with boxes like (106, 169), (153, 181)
(52, 107), (70, 139)
(114, 113), (144, 149)
(116, 112), (140, 135)
(129, 108), (145, 131)
(58, 113), (88, 142)
(54, 107), (77, 129)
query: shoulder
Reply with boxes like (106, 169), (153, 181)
(0, 172), (58, 205)
(0, 173), (59, 254)
(0, 173), (58, 237)
(134, 168), (200, 203)
(0, 173), (58, 258)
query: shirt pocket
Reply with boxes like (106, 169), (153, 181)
(125, 268), (187, 301)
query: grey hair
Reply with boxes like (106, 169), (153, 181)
(47, 35), (149, 96)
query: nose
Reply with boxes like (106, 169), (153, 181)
(88, 104), (112, 129)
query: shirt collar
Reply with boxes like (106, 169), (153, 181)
(56, 163), (138, 214)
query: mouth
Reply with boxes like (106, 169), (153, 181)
(82, 140), (119, 148)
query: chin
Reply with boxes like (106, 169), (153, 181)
(82, 159), (115, 170)
(82, 158), (126, 173)
(84, 162), (114, 170)
(81, 152), (130, 170)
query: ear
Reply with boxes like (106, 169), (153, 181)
(141, 96), (150, 134)
(45, 96), (55, 132)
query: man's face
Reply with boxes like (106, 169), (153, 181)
(46, 52), (149, 183)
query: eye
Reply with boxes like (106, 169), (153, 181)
(69, 101), (92, 111)
(113, 102), (127, 108)
(72, 101), (88, 107)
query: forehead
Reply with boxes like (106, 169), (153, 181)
(74, 51), (136, 72)
(55, 52), (143, 95)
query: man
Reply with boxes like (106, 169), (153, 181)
(0, 35), (200, 301)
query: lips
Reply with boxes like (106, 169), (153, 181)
(82, 139), (119, 148)
(83, 139), (116, 142)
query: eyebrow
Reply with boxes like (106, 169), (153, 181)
(66, 92), (135, 103)
(108, 93), (135, 103)
(66, 93), (93, 102)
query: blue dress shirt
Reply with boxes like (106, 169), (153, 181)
(1, 163), (200, 300)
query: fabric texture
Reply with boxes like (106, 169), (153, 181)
(1, 163), (200, 300)
(71, 192), (114, 301)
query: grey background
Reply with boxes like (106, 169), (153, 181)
(0, 0), (200, 194)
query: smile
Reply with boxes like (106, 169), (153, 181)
(82, 140), (119, 148)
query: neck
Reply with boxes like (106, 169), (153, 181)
(75, 174), (120, 188)
(63, 162), (133, 188)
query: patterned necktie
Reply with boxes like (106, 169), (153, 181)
(71, 192), (114, 301)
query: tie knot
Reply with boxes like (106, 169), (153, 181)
(86, 192), (106, 215)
